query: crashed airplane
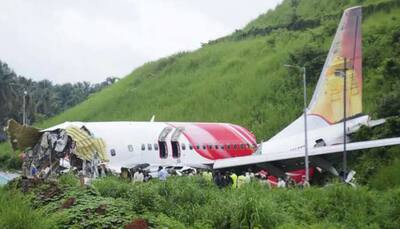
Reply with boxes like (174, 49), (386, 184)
(6, 6), (400, 183)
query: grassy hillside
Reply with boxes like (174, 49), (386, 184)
(1, 0), (400, 174)
(38, 0), (400, 139)
(1, 1), (400, 228)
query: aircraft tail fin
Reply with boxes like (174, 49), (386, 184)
(308, 6), (362, 124)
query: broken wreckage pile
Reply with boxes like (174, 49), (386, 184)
(6, 119), (108, 180)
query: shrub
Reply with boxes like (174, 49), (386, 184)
(0, 187), (57, 229)
(92, 176), (131, 198)
(370, 159), (400, 190)
(58, 173), (79, 187)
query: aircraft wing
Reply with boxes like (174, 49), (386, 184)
(213, 137), (400, 169)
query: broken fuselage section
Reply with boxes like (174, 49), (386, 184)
(6, 119), (108, 179)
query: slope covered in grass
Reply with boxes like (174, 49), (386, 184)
(0, 187), (57, 229)
(40, 0), (400, 140)
(1, 1), (400, 228)
(1, 0), (400, 183)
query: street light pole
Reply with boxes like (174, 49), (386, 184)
(334, 58), (349, 180)
(302, 66), (309, 182)
(284, 64), (309, 182)
(22, 90), (27, 125)
(343, 58), (347, 175)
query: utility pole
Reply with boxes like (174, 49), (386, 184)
(22, 90), (27, 125)
(284, 64), (309, 182)
(301, 66), (309, 182)
(343, 58), (347, 175)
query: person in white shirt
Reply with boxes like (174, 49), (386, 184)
(277, 177), (286, 188)
(133, 169), (144, 183)
(244, 172), (252, 183)
(158, 166), (168, 181)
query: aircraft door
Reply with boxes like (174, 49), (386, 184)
(171, 127), (184, 159)
(158, 127), (172, 159)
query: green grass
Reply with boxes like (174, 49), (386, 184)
(244, 0), (394, 31)
(1, 0), (400, 187)
(2, 175), (400, 228)
(0, 143), (20, 171)
(0, 187), (57, 229)
(35, 0), (400, 140)
(1, 1), (400, 227)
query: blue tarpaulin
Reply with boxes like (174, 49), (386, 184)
(0, 172), (18, 185)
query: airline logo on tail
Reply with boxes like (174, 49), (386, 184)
(308, 7), (362, 124)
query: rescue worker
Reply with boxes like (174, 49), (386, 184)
(237, 174), (246, 188)
(202, 170), (213, 182)
(230, 171), (238, 189)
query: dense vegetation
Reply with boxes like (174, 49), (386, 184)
(32, 0), (400, 137)
(0, 60), (118, 140)
(1, 0), (400, 227)
(2, 175), (400, 229)
(2, 0), (398, 174)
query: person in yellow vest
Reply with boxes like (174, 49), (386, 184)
(230, 171), (238, 189)
(237, 174), (246, 188)
(202, 169), (213, 182)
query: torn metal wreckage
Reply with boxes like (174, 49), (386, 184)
(6, 119), (109, 179)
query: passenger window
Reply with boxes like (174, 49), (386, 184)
(189, 145), (193, 150)
(181, 143), (186, 150)
(148, 144), (152, 150)
(221, 145), (224, 149)
(234, 144), (237, 149)
(141, 144), (145, 151)
(227, 144), (231, 150)
(128, 145), (133, 152)
(110, 149), (116, 156)
(215, 145), (219, 150)
(240, 144), (244, 149)
(202, 145), (206, 150)
(154, 143), (159, 150)
(208, 145), (212, 149)
(196, 145), (200, 150)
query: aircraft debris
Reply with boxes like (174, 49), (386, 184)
(6, 119), (108, 179)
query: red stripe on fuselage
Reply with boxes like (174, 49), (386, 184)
(169, 123), (256, 160)
(230, 124), (257, 146)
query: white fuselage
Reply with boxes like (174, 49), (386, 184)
(261, 115), (370, 155)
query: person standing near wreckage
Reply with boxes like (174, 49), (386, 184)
(91, 153), (101, 178)
(20, 152), (29, 177)
(133, 169), (144, 182)
(158, 166), (168, 181)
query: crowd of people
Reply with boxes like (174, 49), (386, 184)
(120, 166), (311, 189)
(209, 169), (310, 189)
